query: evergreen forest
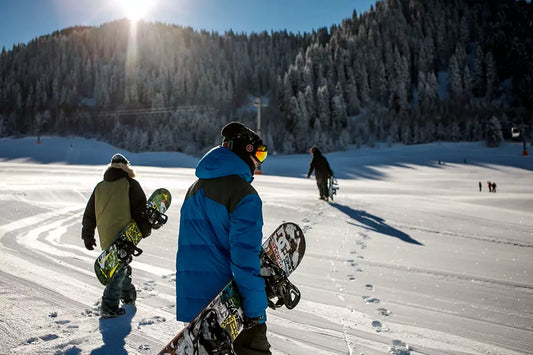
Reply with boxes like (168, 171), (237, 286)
(0, 0), (532, 155)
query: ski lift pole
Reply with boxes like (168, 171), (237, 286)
(522, 124), (528, 156)
(253, 98), (268, 174)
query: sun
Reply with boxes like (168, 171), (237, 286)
(117, 0), (154, 22)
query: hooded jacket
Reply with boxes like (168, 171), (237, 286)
(176, 146), (267, 322)
(307, 147), (332, 180)
(82, 164), (151, 249)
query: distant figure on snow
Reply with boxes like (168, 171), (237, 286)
(479, 181), (482, 192)
(487, 181), (492, 192)
(307, 146), (333, 201)
(492, 182), (497, 193)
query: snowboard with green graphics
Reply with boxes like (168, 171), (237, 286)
(94, 188), (171, 286)
(159, 222), (306, 355)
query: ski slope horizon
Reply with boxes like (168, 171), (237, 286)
(0, 136), (532, 354)
(1, 135), (532, 177)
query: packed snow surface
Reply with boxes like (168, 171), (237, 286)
(0, 136), (532, 354)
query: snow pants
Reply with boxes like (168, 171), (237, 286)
(316, 176), (329, 199)
(233, 323), (271, 355)
(101, 265), (136, 313)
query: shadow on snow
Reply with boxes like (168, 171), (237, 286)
(330, 203), (423, 245)
(91, 305), (137, 355)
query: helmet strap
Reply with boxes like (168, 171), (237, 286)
(223, 141), (233, 150)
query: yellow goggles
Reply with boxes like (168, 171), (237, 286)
(254, 145), (268, 163)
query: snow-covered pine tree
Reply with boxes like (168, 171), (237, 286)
(486, 116), (504, 147)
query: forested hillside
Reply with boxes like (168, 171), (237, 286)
(0, 0), (531, 155)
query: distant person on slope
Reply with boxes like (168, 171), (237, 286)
(176, 121), (271, 354)
(307, 146), (333, 201)
(81, 153), (152, 318)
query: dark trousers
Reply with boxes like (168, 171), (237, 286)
(233, 323), (271, 355)
(316, 176), (329, 199)
(101, 265), (136, 312)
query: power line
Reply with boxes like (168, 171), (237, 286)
(97, 105), (207, 117)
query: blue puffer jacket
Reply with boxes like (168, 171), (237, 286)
(176, 146), (267, 322)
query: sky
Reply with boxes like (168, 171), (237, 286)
(0, 0), (377, 51)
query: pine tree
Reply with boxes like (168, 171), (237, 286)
(485, 51), (497, 100)
(331, 93), (347, 133)
(448, 55), (463, 98)
(473, 45), (486, 97)
(486, 116), (503, 147)
(345, 68), (360, 115)
(316, 83), (330, 131)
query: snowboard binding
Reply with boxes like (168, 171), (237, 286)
(193, 309), (234, 355)
(261, 256), (301, 310)
(115, 238), (143, 264)
(264, 273), (301, 310)
(146, 207), (168, 230)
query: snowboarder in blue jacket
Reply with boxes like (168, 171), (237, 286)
(176, 121), (271, 354)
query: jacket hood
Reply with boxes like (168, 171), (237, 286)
(103, 165), (132, 181)
(196, 146), (253, 182)
(311, 146), (323, 156)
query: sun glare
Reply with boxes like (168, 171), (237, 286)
(118, 0), (154, 22)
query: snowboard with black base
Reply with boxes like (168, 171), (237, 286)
(159, 222), (306, 355)
(94, 188), (172, 286)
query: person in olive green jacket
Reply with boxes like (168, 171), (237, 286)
(82, 153), (152, 318)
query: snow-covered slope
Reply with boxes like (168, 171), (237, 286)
(1, 137), (532, 354)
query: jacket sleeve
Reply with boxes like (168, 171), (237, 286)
(307, 158), (315, 178)
(81, 190), (96, 241)
(229, 193), (268, 321)
(128, 178), (152, 237)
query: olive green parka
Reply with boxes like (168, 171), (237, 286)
(82, 163), (151, 249)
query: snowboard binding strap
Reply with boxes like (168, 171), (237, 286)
(261, 256), (301, 310)
(146, 208), (168, 230)
(116, 238), (143, 264)
(192, 309), (234, 355)
(265, 274), (301, 310)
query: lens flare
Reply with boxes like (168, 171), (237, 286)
(117, 0), (154, 22)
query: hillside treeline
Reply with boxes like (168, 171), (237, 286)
(0, 0), (531, 154)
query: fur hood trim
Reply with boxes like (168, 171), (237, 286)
(107, 162), (135, 178)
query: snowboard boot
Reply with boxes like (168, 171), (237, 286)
(121, 287), (137, 305)
(100, 306), (126, 319)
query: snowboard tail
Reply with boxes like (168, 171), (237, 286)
(159, 222), (305, 355)
(328, 174), (339, 201)
(94, 188), (171, 286)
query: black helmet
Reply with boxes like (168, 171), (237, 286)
(221, 121), (267, 172)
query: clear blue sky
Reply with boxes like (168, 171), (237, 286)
(0, 0), (376, 50)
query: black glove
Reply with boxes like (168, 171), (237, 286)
(83, 236), (96, 250)
(242, 315), (262, 330)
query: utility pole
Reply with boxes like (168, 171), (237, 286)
(522, 123), (528, 156)
(253, 97), (268, 174)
